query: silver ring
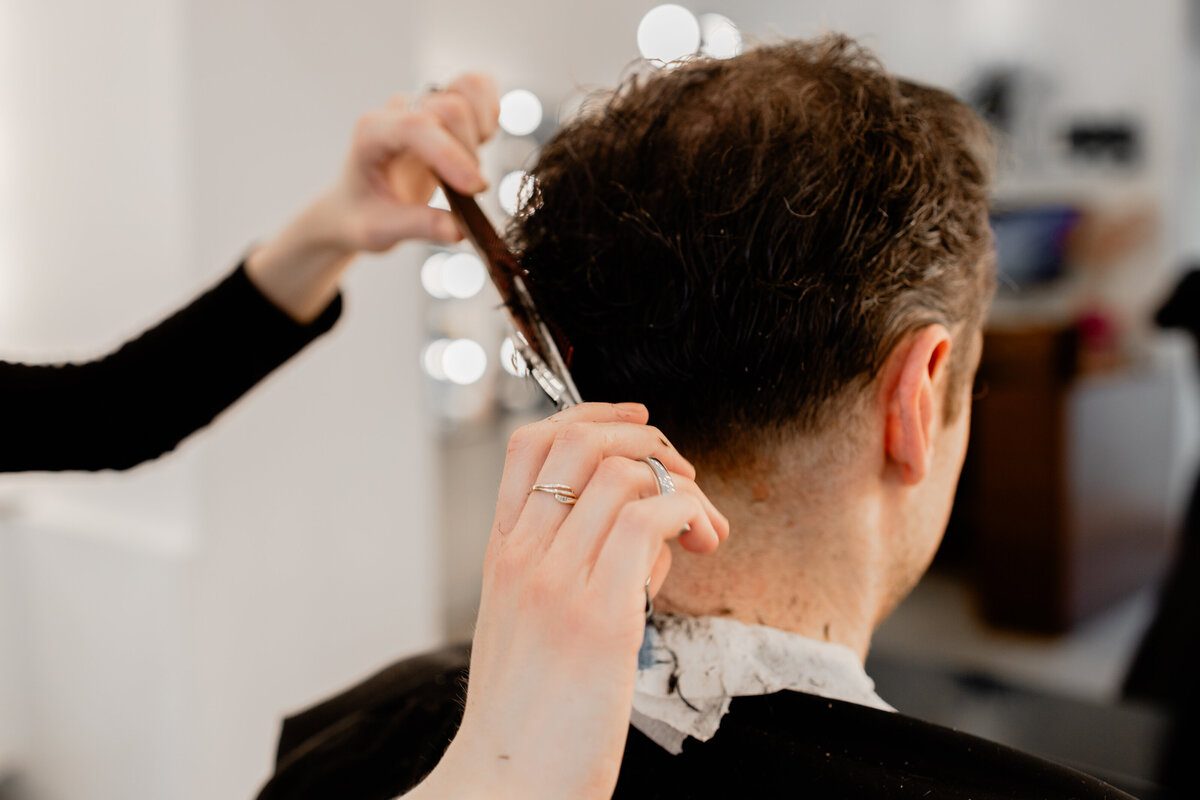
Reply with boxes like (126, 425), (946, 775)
(642, 457), (674, 622)
(642, 457), (675, 496)
(644, 456), (690, 535)
(529, 483), (579, 505)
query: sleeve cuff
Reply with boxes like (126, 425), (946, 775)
(227, 260), (344, 343)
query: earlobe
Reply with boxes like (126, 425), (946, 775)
(884, 325), (953, 486)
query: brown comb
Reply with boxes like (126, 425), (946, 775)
(437, 182), (582, 407)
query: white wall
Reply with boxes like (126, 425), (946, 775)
(0, 2), (196, 792)
(185, 6), (442, 798)
(1, 2), (442, 800)
(1183, 14), (1200, 262)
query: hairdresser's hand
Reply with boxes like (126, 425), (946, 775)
(245, 74), (499, 322)
(412, 403), (730, 800)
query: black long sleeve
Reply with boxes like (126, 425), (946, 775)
(0, 263), (341, 473)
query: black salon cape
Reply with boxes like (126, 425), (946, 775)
(255, 644), (1134, 800)
(0, 264), (341, 473)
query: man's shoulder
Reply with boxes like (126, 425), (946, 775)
(258, 644), (469, 800)
(616, 690), (1135, 799)
(256, 645), (1133, 800)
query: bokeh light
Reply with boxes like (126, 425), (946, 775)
(499, 89), (543, 136)
(700, 13), (742, 59)
(421, 338), (452, 380)
(498, 170), (533, 216)
(441, 252), (487, 299)
(637, 4), (701, 66)
(420, 252), (451, 299)
(442, 339), (488, 385)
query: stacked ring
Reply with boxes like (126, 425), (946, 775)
(529, 483), (579, 505)
(530, 460), (677, 620)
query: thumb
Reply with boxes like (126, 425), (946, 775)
(359, 202), (463, 251)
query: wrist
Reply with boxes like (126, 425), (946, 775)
(272, 191), (356, 265)
(406, 738), (506, 800)
(244, 195), (356, 323)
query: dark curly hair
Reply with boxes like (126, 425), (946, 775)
(512, 34), (996, 463)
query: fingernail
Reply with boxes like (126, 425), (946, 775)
(679, 523), (692, 536)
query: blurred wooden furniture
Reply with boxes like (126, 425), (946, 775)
(957, 326), (1175, 633)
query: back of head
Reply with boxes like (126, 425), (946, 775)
(514, 34), (996, 469)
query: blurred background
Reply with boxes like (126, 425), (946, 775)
(0, 1), (1198, 798)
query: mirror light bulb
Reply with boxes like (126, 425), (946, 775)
(441, 252), (486, 300)
(442, 339), (488, 385)
(498, 170), (532, 216)
(637, 4), (701, 66)
(420, 252), (451, 299)
(700, 13), (742, 59)
(499, 89), (543, 136)
(421, 338), (452, 380)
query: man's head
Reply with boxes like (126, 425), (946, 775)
(511, 35), (996, 645)
(516, 35), (994, 458)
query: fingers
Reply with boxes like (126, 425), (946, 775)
(418, 92), (482, 163)
(496, 406), (696, 540)
(391, 74), (497, 160)
(547, 458), (723, 572)
(591, 493), (711, 619)
(521, 428), (696, 547)
(494, 403), (649, 535)
(681, 472), (730, 546)
(331, 74), (500, 255)
(358, 201), (462, 248)
(647, 545), (672, 598)
(446, 73), (500, 143)
(357, 107), (486, 195)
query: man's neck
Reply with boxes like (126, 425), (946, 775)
(655, 465), (887, 663)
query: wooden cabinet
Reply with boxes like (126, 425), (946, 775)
(954, 327), (1176, 633)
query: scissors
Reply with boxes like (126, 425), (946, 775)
(438, 182), (661, 619)
(437, 181), (582, 410)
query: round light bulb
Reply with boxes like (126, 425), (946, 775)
(498, 170), (532, 216)
(420, 252), (451, 299)
(700, 13), (742, 59)
(442, 339), (488, 385)
(499, 336), (529, 377)
(499, 89), (543, 137)
(421, 338), (452, 380)
(441, 252), (486, 300)
(637, 4), (701, 66)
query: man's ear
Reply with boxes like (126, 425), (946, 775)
(884, 324), (953, 485)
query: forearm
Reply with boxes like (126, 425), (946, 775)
(0, 264), (340, 473)
(399, 741), (540, 800)
(245, 192), (357, 324)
